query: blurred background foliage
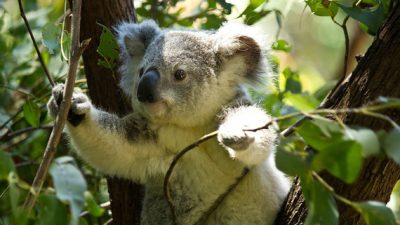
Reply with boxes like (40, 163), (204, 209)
(0, 0), (399, 224)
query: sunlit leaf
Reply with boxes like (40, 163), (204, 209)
(352, 201), (397, 225)
(23, 99), (41, 128)
(272, 39), (291, 52)
(239, 0), (266, 17)
(284, 92), (319, 111)
(306, 0), (339, 16)
(84, 191), (105, 217)
(50, 156), (87, 225)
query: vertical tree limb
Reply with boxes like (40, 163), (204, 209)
(23, 0), (86, 214)
(78, 1), (142, 224)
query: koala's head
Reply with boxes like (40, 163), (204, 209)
(116, 20), (269, 127)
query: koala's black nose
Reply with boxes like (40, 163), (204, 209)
(137, 69), (160, 103)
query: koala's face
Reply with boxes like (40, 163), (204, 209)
(116, 21), (266, 127)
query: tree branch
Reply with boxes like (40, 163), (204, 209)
(23, 0), (87, 214)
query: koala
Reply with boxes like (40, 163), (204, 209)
(47, 20), (290, 225)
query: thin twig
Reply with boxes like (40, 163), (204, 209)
(23, 0), (87, 214)
(0, 125), (53, 141)
(17, 0), (55, 87)
(163, 130), (218, 224)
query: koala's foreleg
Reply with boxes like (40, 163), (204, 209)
(218, 105), (277, 167)
(47, 84), (167, 182)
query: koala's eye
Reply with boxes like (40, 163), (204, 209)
(139, 68), (144, 78)
(174, 69), (186, 81)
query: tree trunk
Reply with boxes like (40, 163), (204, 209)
(275, 3), (400, 225)
(79, 1), (143, 225)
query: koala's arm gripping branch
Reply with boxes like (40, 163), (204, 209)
(66, 109), (166, 181)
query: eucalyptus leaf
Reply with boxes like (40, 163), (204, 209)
(23, 99), (41, 128)
(306, 0), (339, 16)
(42, 23), (60, 54)
(352, 201), (397, 225)
(97, 24), (119, 70)
(38, 194), (68, 225)
(313, 140), (363, 183)
(275, 145), (311, 177)
(303, 176), (339, 225)
(382, 128), (400, 165)
(345, 127), (380, 156)
(50, 156), (87, 225)
(0, 150), (15, 180)
(335, 1), (385, 35)
(84, 191), (105, 217)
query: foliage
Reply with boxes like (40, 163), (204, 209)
(0, 0), (399, 225)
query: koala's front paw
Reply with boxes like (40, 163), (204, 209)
(47, 84), (91, 126)
(217, 124), (255, 151)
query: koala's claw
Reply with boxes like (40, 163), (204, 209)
(47, 84), (91, 126)
(218, 127), (255, 151)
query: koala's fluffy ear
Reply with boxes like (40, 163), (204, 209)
(214, 22), (268, 84)
(115, 20), (161, 58)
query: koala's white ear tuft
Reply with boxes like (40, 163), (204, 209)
(215, 22), (269, 84)
(115, 20), (161, 58)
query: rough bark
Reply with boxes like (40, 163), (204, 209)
(275, 3), (400, 225)
(79, 1), (143, 225)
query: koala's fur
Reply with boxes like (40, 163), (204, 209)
(48, 20), (290, 225)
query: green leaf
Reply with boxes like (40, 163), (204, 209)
(84, 191), (105, 217)
(345, 127), (380, 156)
(42, 23), (61, 54)
(275, 145), (311, 177)
(303, 176), (339, 225)
(306, 0), (339, 16)
(244, 10), (271, 25)
(296, 118), (344, 150)
(0, 150), (16, 180)
(23, 99), (41, 128)
(272, 39), (291, 52)
(335, 1), (385, 35)
(284, 92), (319, 111)
(239, 0), (266, 17)
(38, 194), (68, 225)
(283, 68), (301, 94)
(352, 201), (397, 225)
(97, 24), (119, 70)
(50, 156), (87, 225)
(383, 128), (400, 164)
(313, 140), (363, 183)
(216, 0), (234, 14)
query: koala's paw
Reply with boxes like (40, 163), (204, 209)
(47, 84), (91, 126)
(217, 124), (255, 152)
